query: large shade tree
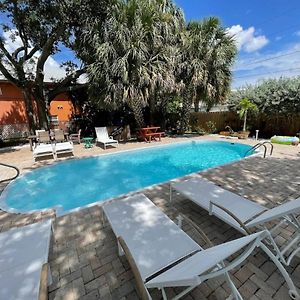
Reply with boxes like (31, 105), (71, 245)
(0, 0), (107, 132)
(81, 0), (184, 127)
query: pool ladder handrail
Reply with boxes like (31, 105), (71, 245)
(0, 163), (20, 183)
(245, 141), (274, 158)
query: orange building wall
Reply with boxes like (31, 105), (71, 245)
(0, 82), (27, 125)
(49, 95), (75, 122)
(0, 82), (75, 125)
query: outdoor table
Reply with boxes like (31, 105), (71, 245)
(138, 126), (164, 142)
(28, 135), (37, 151)
(82, 137), (94, 148)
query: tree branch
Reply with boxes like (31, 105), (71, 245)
(47, 67), (86, 98)
(26, 45), (40, 60)
(0, 39), (19, 70)
(12, 46), (25, 60)
(48, 83), (88, 101)
(58, 67), (86, 86)
(0, 61), (20, 86)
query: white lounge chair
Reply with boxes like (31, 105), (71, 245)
(95, 127), (118, 149)
(33, 143), (55, 160)
(102, 194), (299, 300)
(0, 220), (52, 300)
(170, 177), (300, 266)
(54, 141), (74, 158)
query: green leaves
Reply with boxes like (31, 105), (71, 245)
(82, 0), (184, 127)
(229, 77), (300, 115)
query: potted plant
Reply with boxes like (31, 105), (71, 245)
(238, 98), (258, 139)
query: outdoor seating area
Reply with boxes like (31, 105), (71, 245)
(30, 129), (74, 160)
(1, 1), (300, 299)
(170, 177), (300, 267)
(0, 139), (299, 300)
(138, 126), (165, 143)
(103, 193), (298, 300)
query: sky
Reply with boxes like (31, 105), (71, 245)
(175, 0), (300, 88)
(1, 1), (300, 88)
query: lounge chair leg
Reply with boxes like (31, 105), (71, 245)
(259, 243), (300, 299)
(117, 240), (125, 256)
(161, 288), (168, 300)
(176, 215), (183, 228)
(224, 272), (243, 300)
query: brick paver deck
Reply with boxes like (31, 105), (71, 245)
(0, 137), (299, 299)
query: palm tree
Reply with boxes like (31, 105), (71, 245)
(239, 98), (258, 132)
(85, 0), (184, 127)
(182, 17), (237, 113)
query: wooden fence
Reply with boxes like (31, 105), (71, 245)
(190, 112), (300, 137)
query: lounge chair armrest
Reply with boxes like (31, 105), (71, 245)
(38, 263), (48, 300)
(178, 213), (215, 248)
(117, 236), (150, 300)
(209, 201), (251, 234)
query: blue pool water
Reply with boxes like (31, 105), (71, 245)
(1, 141), (252, 213)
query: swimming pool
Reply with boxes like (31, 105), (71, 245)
(1, 140), (253, 214)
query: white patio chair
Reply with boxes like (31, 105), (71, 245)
(95, 127), (118, 149)
(36, 130), (51, 144)
(170, 177), (300, 266)
(102, 193), (299, 300)
(54, 141), (74, 158)
(33, 143), (55, 160)
(0, 220), (52, 300)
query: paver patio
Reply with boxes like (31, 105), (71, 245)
(0, 136), (299, 299)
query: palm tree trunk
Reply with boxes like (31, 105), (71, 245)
(129, 99), (145, 128)
(194, 97), (200, 112)
(180, 90), (192, 133)
(243, 110), (247, 132)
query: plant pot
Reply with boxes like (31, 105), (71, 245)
(237, 131), (250, 139)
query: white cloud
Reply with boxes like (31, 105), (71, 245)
(1, 29), (67, 81)
(232, 43), (300, 88)
(227, 25), (269, 53)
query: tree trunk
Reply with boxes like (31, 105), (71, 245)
(36, 97), (49, 130)
(22, 88), (37, 134)
(180, 89), (192, 134)
(129, 99), (145, 128)
(243, 110), (247, 132)
(194, 97), (199, 112)
(149, 95), (155, 126)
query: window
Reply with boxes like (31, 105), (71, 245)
(50, 115), (59, 125)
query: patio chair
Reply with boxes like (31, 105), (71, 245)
(69, 129), (81, 144)
(0, 220), (52, 300)
(170, 177), (300, 266)
(95, 127), (118, 149)
(53, 129), (65, 143)
(54, 141), (74, 158)
(33, 143), (55, 160)
(36, 130), (51, 144)
(102, 193), (299, 300)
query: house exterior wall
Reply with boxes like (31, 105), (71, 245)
(0, 81), (77, 139)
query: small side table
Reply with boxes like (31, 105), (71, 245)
(82, 137), (94, 149)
